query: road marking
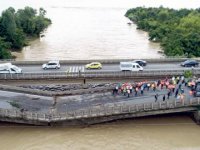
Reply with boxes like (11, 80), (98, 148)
(68, 66), (85, 73)
(82, 66), (85, 72)
(69, 67), (72, 72)
(72, 66), (76, 72)
(75, 66), (79, 72)
(79, 66), (83, 72)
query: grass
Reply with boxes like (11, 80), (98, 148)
(8, 101), (21, 109)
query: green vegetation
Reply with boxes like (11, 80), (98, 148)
(0, 7), (51, 59)
(184, 70), (193, 78)
(8, 101), (20, 108)
(125, 7), (200, 57)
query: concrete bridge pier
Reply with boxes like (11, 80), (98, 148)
(193, 110), (200, 125)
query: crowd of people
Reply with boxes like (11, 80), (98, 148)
(112, 76), (197, 102)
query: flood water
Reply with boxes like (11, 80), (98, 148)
(2, 0), (199, 60)
(1, 0), (200, 149)
(0, 115), (200, 150)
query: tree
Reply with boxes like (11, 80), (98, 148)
(39, 8), (46, 17)
(1, 8), (17, 42)
(0, 6), (51, 56)
(16, 7), (37, 35)
(0, 37), (11, 59)
(158, 9), (169, 22)
(12, 28), (26, 49)
(125, 7), (200, 57)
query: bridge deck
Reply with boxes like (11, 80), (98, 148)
(0, 81), (200, 125)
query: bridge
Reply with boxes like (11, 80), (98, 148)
(0, 58), (199, 82)
(0, 58), (200, 126)
(0, 96), (199, 126)
(0, 82), (200, 126)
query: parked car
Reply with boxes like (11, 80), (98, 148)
(133, 60), (147, 66)
(85, 62), (102, 69)
(42, 60), (60, 70)
(180, 60), (199, 67)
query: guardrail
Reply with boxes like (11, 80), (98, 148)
(1, 57), (200, 65)
(0, 69), (199, 80)
(0, 59), (15, 62)
(0, 98), (199, 123)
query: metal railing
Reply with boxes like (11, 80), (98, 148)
(0, 59), (15, 62)
(0, 69), (199, 80)
(0, 98), (199, 123)
(1, 57), (200, 65)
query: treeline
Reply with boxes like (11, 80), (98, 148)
(0, 7), (51, 59)
(125, 7), (200, 57)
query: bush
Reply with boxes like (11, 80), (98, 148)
(8, 101), (20, 108)
(184, 70), (193, 78)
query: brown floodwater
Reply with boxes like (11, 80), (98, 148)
(12, 8), (162, 61)
(0, 115), (200, 150)
(7, 0), (199, 61)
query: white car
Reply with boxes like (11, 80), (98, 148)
(42, 60), (60, 70)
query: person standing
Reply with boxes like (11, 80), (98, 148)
(127, 89), (130, 98)
(172, 76), (175, 81)
(181, 75), (185, 84)
(167, 90), (171, 99)
(135, 87), (138, 96)
(172, 85), (175, 93)
(175, 89), (179, 98)
(123, 88), (126, 96)
(176, 76), (180, 84)
(178, 84), (182, 90)
(147, 83), (150, 91)
(130, 86), (133, 93)
(155, 94), (158, 102)
(141, 85), (144, 95)
(181, 88), (184, 94)
(161, 83), (163, 89)
(180, 94), (184, 103)
(184, 78), (188, 86)
(152, 83), (156, 92)
(163, 95), (166, 101)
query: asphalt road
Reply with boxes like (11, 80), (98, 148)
(0, 81), (194, 113)
(17, 62), (196, 73)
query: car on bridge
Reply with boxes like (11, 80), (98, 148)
(181, 60), (199, 67)
(133, 60), (147, 66)
(42, 60), (60, 70)
(85, 62), (102, 69)
(120, 62), (143, 71)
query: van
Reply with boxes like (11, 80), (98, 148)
(120, 62), (143, 71)
(0, 63), (22, 74)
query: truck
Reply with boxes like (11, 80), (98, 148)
(0, 63), (22, 74)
